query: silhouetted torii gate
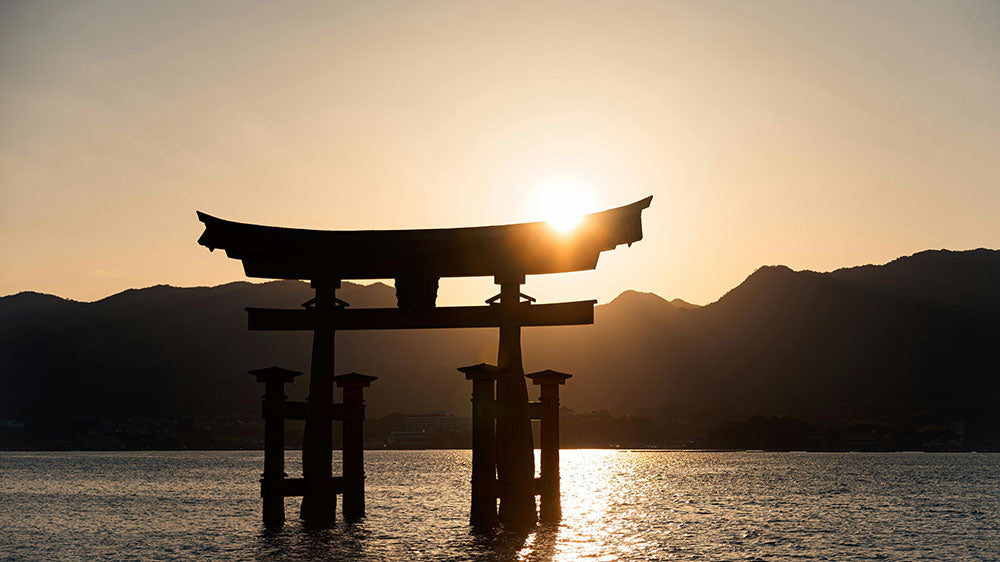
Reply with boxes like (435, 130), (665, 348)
(196, 196), (651, 529)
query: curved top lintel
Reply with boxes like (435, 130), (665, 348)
(196, 196), (651, 281)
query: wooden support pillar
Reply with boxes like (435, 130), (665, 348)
(335, 372), (377, 521)
(458, 363), (503, 528)
(301, 280), (340, 526)
(494, 275), (537, 529)
(526, 370), (572, 523)
(250, 365), (302, 527)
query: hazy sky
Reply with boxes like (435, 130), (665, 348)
(2, 0), (998, 305)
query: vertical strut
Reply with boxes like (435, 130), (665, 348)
(337, 372), (377, 521)
(300, 280), (339, 526)
(495, 276), (537, 528)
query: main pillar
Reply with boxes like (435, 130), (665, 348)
(494, 275), (537, 529)
(458, 363), (502, 528)
(335, 372), (377, 521)
(300, 280), (340, 526)
(526, 369), (572, 522)
(251, 365), (302, 527)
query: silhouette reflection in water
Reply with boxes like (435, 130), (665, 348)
(4, 450), (996, 560)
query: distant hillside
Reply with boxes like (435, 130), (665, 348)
(2, 249), (997, 435)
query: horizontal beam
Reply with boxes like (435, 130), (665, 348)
(247, 301), (595, 331)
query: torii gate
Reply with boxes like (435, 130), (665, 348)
(196, 196), (651, 529)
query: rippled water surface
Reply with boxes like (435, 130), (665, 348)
(1, 450), (998, 560)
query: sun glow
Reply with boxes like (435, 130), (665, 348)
(533, 179), (595, 234)
(549, 209), (585, 233)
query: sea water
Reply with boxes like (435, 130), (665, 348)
(1, 450), (998, 561)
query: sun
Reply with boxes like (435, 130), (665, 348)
(533, 180), (595, 234)
(548, 207), (585, 233)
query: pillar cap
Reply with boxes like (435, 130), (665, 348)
(334, 372), (378, 388)
(249, 365), (302, 384)
(457, 362), (506, 381)
(525, 369), (573, 385)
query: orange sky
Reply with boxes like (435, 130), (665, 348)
(2, 1), (998, 306)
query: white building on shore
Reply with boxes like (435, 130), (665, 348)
(387, 411), (472, 448)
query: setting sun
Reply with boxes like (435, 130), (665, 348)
(533, 180), (595, 234)
(549, 209), (584, 233)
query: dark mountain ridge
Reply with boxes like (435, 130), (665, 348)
(2, 249), (997, 440)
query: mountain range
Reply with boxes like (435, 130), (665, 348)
(2, 249), (997, 436)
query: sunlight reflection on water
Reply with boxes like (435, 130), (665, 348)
(2, 450), (998, 561)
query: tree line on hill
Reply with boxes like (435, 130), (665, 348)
(3, 405), (992, 451)
(1, 248), (998, 450)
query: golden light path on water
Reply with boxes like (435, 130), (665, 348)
(509, 449), (999, 561)
(519, 450), (660, 561)
(2, 449), (998, 560)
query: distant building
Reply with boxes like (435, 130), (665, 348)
(385, 431), (431, 448)
(387, 411), (472, 448)
(404, 411), (473, 433)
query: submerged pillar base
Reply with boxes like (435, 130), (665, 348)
(250, 365), (302, 528)
(336, 372), (377, 521)
(527, 369), (572, 523)
(459, 363), (502, 528)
